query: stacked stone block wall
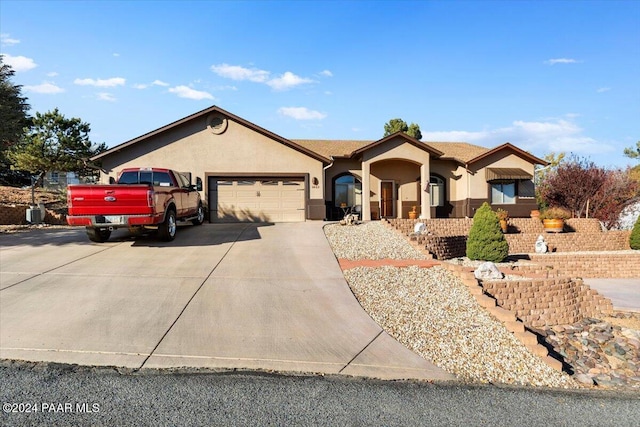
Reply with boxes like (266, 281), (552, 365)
(481, 277), (613, 328)
(387, 218), (631, 260)
(504, 231), (631, 254)
(527, 253), (640, 278)
(422, 235), (467, 260)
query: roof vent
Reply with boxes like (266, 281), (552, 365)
(207, 114), (228, 135)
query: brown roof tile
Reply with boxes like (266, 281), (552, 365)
(293, 139), (490, 163)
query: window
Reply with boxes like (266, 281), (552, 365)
(518, 180), (535, 198)
(334, 175), (361, 207)
(491, 182), (516, 204)
(429, 175), (445, 207)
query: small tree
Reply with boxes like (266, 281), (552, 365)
(589, 168), (639, 229)
(630, 215), (640, 250)
(624, 141), (640, 161)
(383, 118), (422, 140)
(537, 155), (606, 218)
(466, 202), (509, 262)
(0, 55), (31, 184)
(9, 108), (107, 186)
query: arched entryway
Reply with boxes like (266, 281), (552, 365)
(369, 159), (423, 219)
(329, 173), (362, 220)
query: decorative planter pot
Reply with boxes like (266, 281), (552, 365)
(408, 211), (417, 220)
(530, 210), (540, 219)
(499, 219), (508, 233)
(543, 218), (564, 233)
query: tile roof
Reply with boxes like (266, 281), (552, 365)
(292, 140), (371, 158)
(292, 139), (490, 163)
(427, 142), (490, 163)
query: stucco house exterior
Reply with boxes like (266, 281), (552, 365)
(92, 105), (547, 223)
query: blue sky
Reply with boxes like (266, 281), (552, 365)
(1, 0), (639, 167)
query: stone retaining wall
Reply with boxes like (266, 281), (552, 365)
(0, 205), (67, 225)
(388, 218), (632, 260)
(481, 277), (614, 328)
(505, 231), (631, 254)
(527, 253), (640, 278)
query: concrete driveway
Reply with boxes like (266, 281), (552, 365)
(584, 278), (640, 313)
(0, 223), (453, 381)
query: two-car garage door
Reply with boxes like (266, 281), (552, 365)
(208, 177), (306, 222)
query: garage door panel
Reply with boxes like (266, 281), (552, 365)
(208, 178), (306, 222)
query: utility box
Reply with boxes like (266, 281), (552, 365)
(26, 207), (42, 224)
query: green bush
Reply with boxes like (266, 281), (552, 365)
(466, 202), (509, 262)
(630, 215), (640, 250)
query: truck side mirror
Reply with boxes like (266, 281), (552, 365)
(196, 177), (203, 191)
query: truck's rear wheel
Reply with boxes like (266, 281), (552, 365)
(158, 209), (177, 241)
(191, 203), (205, 225)
(86, 227), (111, 243)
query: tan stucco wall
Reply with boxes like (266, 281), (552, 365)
(467, 152), (536, 199)
(430, 160), (466, 202)
(99, 114), (325, 204)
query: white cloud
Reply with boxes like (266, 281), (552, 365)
(320, 70), (333, 77)
(212, 85), (238, 91)
(597, 87), (611, 93)
(211, 63), (269, 82)
(97, 92), (116, 102)
(1, 33), (20, 46)
(267, 71), (314, 91)
(278, 107), (326, 120)
(422, 118), (612, 156)
(24, 82), (64, 94)
(134, 80), (170, 89)
(2, 53), (37, 71)
(545, 58), (579, 65)
(46, 71), (59, 77)
(211, 63), (314, 90)
(168, 85), (214, 100)
(113, 53), (120, 57)
(74, 77), (126, 87)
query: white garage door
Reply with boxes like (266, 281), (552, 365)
(209, 178), (306, 222)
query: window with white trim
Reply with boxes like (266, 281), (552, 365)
(429, 175), (445, 207)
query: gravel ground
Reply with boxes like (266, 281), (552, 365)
(324, 222), (578, 389)
(324, 221), (428, 260)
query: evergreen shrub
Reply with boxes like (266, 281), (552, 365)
(466, 202), (509, 262)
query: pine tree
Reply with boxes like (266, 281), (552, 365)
(466, 202), (509, 262)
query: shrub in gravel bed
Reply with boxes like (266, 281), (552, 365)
(466, 202), (508, 262)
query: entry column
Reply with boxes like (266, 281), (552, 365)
(420, 163), (430, 219)
(362, 161), (371, 221)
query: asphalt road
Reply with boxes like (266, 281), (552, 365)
(1, 362), (639, 427)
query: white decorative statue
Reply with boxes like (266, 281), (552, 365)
(535, 235), (548, 254)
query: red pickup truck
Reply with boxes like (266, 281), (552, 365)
(67, 167), (204, 242)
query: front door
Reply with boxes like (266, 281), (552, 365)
(380, 181), (395, 218)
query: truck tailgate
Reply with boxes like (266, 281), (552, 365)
(68, 185), (154, 216)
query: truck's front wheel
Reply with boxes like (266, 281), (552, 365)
(86, 227), (111, 243)
(158, 209), (177, 241)
(191, 203), (205, 226)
